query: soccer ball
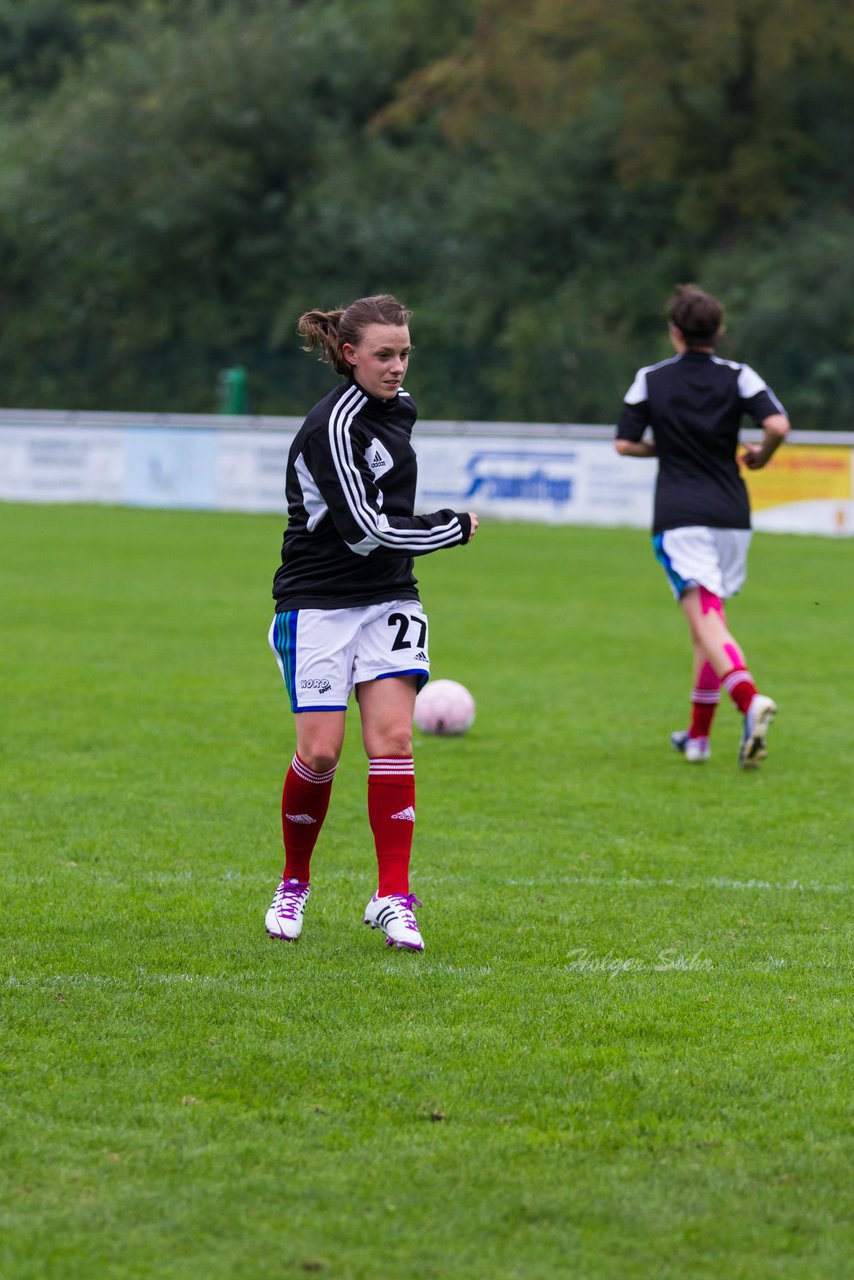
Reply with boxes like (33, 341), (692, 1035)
(414, 679), (476, 736)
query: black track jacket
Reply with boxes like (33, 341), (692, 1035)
(273, 379), (473, 610)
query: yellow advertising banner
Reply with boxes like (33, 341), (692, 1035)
(744, 445), (852, 511)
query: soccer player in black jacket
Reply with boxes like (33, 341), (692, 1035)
(616, 285), (789, 769)
(264, 295), (478, 950)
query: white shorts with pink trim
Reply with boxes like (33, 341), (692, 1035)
(653, 527), (751, 601)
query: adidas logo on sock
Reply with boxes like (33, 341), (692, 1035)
(391, 806), (416, 822)
(286, 813), (317, 824)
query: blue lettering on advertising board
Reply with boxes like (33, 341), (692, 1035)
(463, 451), (576, 505)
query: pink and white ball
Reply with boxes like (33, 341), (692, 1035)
(414, 679), (476, 737)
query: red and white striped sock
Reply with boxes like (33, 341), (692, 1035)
(721, 667), (757, 715)
(280, 754), (337, 882)
(368, 757), (415, 897)
(690, 661), (721, 739)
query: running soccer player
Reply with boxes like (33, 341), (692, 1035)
(615, 284), (790, 768)
(265, 294), (478, 950)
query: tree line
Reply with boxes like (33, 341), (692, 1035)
(0, 0), (852, 426)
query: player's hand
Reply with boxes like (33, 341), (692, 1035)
(740, 445), (766, 470)
(468, 513), (479, 538)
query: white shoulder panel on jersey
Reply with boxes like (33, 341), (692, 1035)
(737, 363), (768, 399)
(712, 355), (765, 394)
(624, 355), (681, 404)
(624, 369), (648, 405)
(712, 356), (786, 414)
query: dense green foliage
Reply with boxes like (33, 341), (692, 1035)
(1, 503), (851, 1277)
(0, 0), (852, 423)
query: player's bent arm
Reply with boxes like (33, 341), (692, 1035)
(740, 413), (790, 470)
(761, 413), (790, 442)
(615, 438), (657, 458)
(330, 484), (472, 556)
(304, 429), (473, 554)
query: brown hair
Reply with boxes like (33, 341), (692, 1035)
(667, 285), (724, 347)
(297, 294), (413, 376)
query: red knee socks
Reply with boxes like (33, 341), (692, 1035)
(281, 754), (337, 882)
(368, 757), (415, 897)
(722, 667), (757, 714)
(690, 661), (721, 739)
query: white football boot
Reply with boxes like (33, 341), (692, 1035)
(265, 878), (311, 941)
(670, 730), (711, 763)
(739, 694), (777, 770)
(364, 892), (424, 951)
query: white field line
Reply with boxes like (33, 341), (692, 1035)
(15, 866), (851, 895)
(3, 953), (846, 990)
(504, 873), (849, 895)
(1, 962), (819, 988)
(4, 964), (501, 990)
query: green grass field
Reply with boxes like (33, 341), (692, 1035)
(1, 502), (850, 1280)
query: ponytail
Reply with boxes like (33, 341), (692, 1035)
(297, 295), (412, 377)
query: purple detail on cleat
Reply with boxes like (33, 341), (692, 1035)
(265, 878), (310, 940)
(386, 934), (423, 951)
(364, 891), (425, 950)
(277, 883), (309, 921)
(393, 893), (422, 931)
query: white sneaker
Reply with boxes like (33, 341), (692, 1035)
(265, 878), (310, 941)
(739, 694), (777, 769)
(671, 730), (711, 763)
(364, 892), (424, 951)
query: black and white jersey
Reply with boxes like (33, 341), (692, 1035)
(617, 351), (785, 533)
(273, 379), (473, 610)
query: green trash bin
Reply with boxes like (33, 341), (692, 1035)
(217, 366), (248, 414)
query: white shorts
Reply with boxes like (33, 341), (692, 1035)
(269, 600), (430, 713)
(653, 527), (751, 601)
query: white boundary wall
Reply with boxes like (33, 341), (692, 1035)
(0, 408), (852, 536)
